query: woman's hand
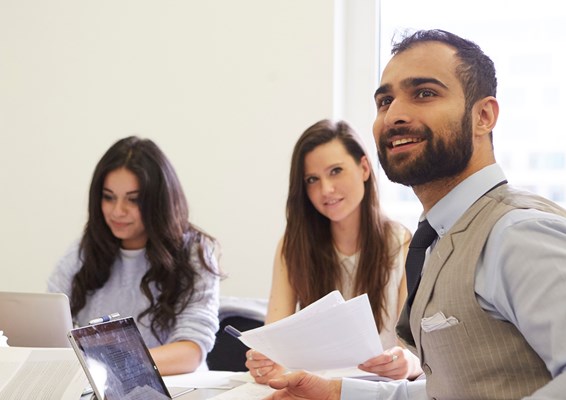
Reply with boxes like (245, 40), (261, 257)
(357, 346), (421, 380)
(245, 349), (286, 384)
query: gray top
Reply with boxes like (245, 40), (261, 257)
(47, 234), (220, 358)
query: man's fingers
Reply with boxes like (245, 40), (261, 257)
(268, 377), (289, 390)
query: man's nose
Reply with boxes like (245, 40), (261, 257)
(383, 98), (412, 129)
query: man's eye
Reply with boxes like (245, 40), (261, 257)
(417, 89), (435, 98)
(376, 96), (392, 108)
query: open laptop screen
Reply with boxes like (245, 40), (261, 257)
(0, 291), (73, 348)
(68, 316), (172, 400)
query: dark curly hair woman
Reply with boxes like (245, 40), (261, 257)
(48, 136), (221, 375)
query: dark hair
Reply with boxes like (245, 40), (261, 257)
(71, 136), (218, 341)
(392, 29), (497, 113)
(283, 119), (408, 330)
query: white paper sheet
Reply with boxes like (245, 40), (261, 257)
(208, 382), (275, 399)
(237, 291), (383, 371)
(163, 370), (240, 389)
(0, 347), (88, 400)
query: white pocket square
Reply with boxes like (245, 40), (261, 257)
(421, 311), (459, 333)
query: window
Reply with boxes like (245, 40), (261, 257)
(529, 153), (565, 170)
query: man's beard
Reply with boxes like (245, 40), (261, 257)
(377, 112), (473, 187)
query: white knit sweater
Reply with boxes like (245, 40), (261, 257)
(47, 235), (220, 358)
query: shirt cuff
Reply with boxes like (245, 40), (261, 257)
(341, 378), (385, 400)
(341, 377), (427, 400)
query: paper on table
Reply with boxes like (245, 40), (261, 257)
(238, 291), (383, 371)
(318, 366), (393, 381)
(0, 347), (88, 400)
(208, 382), (275, 400)
(163, 370), (240, 389)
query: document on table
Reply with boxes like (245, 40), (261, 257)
(236, 290), (383, 371)
(0, 347), (88, 400)
(209, 383), (275, 399)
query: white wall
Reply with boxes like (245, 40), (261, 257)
(0, 0), (379, 299)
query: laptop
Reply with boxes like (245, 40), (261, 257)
(68, 316), (195, 400)
(0, 291), (73, 348)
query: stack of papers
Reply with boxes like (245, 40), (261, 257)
(0, 347), (88, 399)
(236, 291), (383, 372)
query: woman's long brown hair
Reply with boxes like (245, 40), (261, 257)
(283, 120), (407, 330)
(70, 136), (219, 342)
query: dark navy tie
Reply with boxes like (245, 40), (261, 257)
(405, 219), (438, 315)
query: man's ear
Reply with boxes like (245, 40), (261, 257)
(475, 96), (499, 138)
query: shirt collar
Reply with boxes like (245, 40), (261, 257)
(424, 164), (507, 238)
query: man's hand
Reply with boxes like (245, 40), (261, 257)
(263, 371), (342, 400)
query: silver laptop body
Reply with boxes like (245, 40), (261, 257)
(0, 291), (73, 347)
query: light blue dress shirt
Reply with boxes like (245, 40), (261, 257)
(341, 164), (566, 399)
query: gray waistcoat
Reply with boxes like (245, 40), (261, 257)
(397, 185), (566, 399)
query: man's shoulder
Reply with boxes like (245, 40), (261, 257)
(488, 185), (566, 217)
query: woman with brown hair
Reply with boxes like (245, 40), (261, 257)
(48, 136), (220, 375)
(245, 119), (421, 382)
